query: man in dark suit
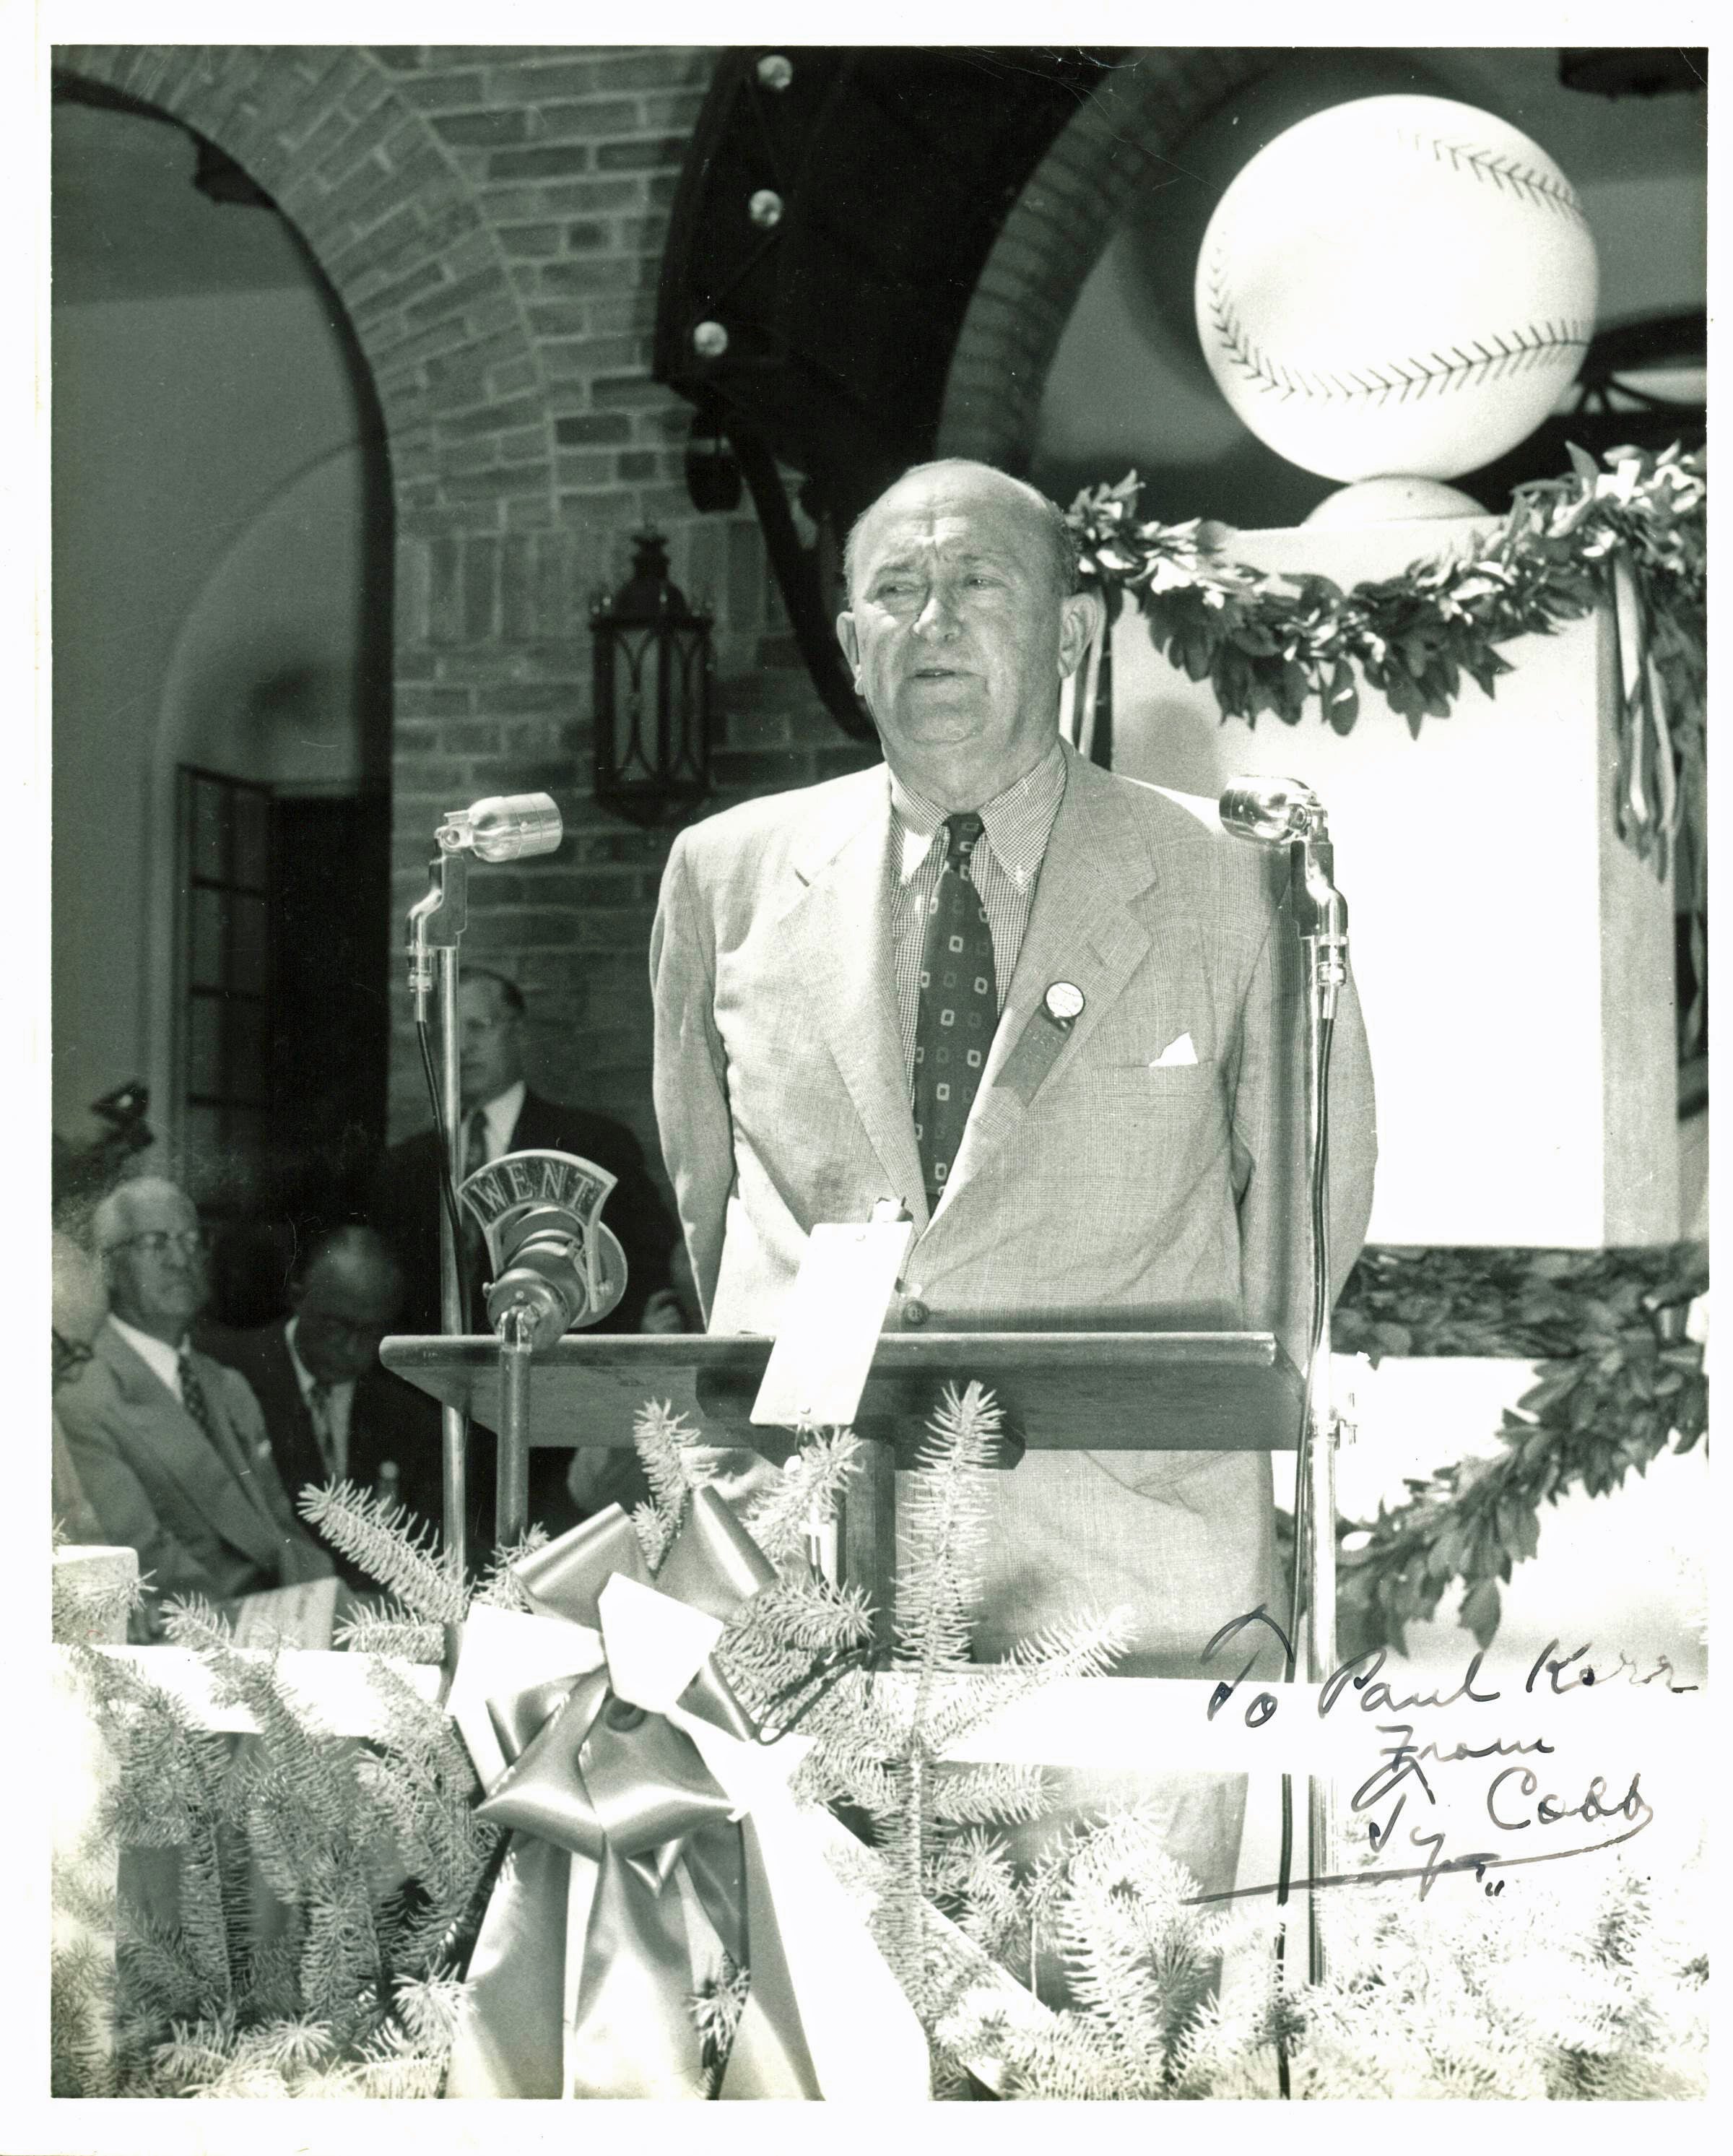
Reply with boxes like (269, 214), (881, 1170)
(365, 967), (682, 1546)
(56, 1178), (334, 1634)
(201, 1226), (419, 1586)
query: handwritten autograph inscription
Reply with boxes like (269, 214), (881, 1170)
(1194, 1609), (1693, 1905)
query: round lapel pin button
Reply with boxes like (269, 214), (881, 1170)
(1043, 981), (1085, 1031)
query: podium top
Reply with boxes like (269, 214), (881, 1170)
(380, 1330), (1301, 1458)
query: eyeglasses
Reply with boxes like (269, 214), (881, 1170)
(108, 1229), (210, 1260)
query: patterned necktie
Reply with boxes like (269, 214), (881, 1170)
(913, 812), (996, 1207)
(178, 1346), (216, 1442)
(179, 1345), (252, 1491)
(306, 1380), (335, 1479)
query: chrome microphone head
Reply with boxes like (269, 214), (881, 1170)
(438, 792), (564, 862)
(1219, 776), (1326, 845)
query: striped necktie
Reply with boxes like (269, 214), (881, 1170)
(912, 811), (996, 1208)
(178, 1346), (217, 1443)
(306, 1380), (336, 1479)
(178, 1346), (256, 1494)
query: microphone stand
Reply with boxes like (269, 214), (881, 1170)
(404, 793), (566, 1574)
(495, 1305), (534, 1549)
(1287, 813), (1350, 1985)
(1220, 777), (1355, 2004)
(407, 846), (472, 1576)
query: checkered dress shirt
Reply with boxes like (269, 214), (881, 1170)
(887, 738), (1068, 1091)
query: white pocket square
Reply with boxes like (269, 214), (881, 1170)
(1150, 1032), (1198, 1068)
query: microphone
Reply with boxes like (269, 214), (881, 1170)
(407, 795), (565, 1016)
(1219, 774), (1348, 995)
(437, 792), (563, 862)
(459, 1151), (628, 1352)
(1218, 776), (1325, 846)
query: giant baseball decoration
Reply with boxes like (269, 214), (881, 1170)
(1195, 95), (1599, 484)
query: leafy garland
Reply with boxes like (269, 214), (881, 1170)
(1325, 1243), (1708, 1657)
(1066, 443), (1708, 952)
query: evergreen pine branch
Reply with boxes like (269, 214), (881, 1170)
(343, 2050), (449, 2099)
(297, 1480), (468, 1621)
(51, 1947), (118, 2098)
(1054, 1813), (1229, 2090)
(716, 1575), (875, 1728)
(232, 2013), (335, 2076)
(630, 1498), (676, 1568)
(929, 1762), (1048, 1824)
(895, 1382), (1002, 1694)
(391, 1967), (469, 2051)
(238, 1935), (301, 2026)
(470, 1525), (550, 1611)
(113, 1902), (211, 2027)
(52, 1848), (118, 1939)
(295, 1859), (388, 2044)
(352, 1661), (495, 1969)
(925, 1827), (1025, 1968)
(334, 1606), (446, 1661)
(52, 1556), (144, 1644)
(740, 1428), (861, 1567)
(633, 1398), (704, 1513)
(787, 1743), (899, 1819)
(923, 1602), (1136, 1755)
(65, 1642), (227, 1850)
(151, 2014), (239, 2095)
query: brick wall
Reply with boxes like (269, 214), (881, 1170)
(56, 41), (878, 1166)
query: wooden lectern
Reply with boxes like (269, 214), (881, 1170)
(381, 1329), (1302, 1636)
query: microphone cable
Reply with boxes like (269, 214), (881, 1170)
(416, 1012), (474, 1335)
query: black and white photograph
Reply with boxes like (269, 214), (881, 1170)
(19, 1), (1714, 2134)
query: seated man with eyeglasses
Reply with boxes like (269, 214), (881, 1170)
(55, 1177), (334, 1635)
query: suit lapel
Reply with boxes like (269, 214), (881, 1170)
(769, 773), (929, 1225)
(941, 748), (1162, 1208)
(97, 1328), (285, 1571)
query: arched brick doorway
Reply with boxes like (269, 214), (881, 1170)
(54, 43), (681, 1143)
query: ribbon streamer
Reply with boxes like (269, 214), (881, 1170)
(444, 1492), (929, 2100)
(1608, 553), (1677, 883)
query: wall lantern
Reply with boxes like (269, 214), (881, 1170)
(590, 530), (713, 827)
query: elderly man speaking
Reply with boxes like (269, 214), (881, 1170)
(651, 459), (1376, 1898)
(56, 1177), (333, 1629)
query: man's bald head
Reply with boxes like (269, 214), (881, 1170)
(91, 1176), (208, 1346)
(289, 1226), (406, 1386)
(835, 457), (1098, 813)
(843, 459), (1081, 607)
(92, 1175), (196, 1255)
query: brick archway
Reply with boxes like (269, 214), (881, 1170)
(54, 43), (738, 1141)
(935, 48), (1283, 475)
(58, 45), (555, 508)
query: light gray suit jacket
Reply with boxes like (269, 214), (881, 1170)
(56, 1321), (334, 1631)
(651, 743), (1375, 1674)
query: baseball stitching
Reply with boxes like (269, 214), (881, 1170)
(1206, 257), (1592, 406)
(1397, 130), (1590, 227)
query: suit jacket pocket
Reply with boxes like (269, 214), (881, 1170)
(1092, 1058), (1219, 1088)
(1064, 1060), (1222, 1114)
